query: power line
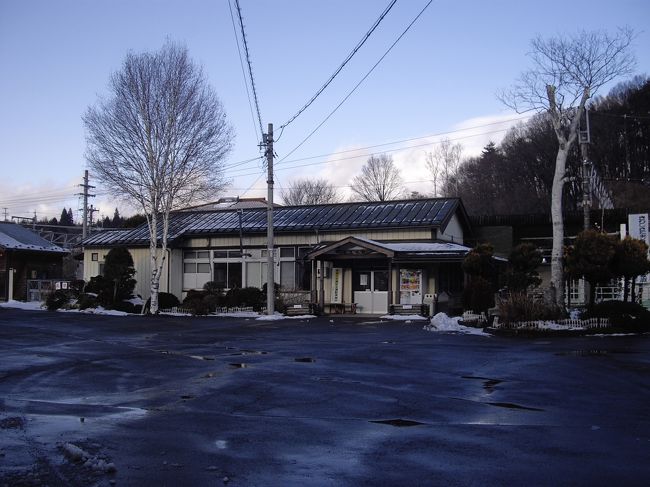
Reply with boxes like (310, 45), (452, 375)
(228, 0), (262, 144)
(234, 0), (264, 136)
(278, 0), (398, 134)
(229, 126), (511, 179)
(226, 114), (530, 176)
(277, 0), (435, 164)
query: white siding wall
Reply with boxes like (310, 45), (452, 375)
(438, 215), (464, 244)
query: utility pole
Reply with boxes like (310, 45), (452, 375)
(88, 205), (99, 235)
(78, 170), (95, 240)
(264, 123), (275, 315)
(2, 208), (7, 222)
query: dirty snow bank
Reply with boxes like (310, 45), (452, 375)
(61, 442), (116, 473)
(0, 300), (44, 310)
(424, 312), (490, 336)
(380, 314), (428, 321)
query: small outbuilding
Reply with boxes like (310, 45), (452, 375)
(0, 222), (69, 301)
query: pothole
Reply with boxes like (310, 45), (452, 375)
(294, 357), (315, 363)
(486, 402), (543, 411)
(180, 395), (194, 400)
(370, 419), (425, 427)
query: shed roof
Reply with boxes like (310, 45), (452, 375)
(0, 222), (68, 253)
(83, 198), (467, 248)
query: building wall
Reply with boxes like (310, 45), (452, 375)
(84, 247), (171, 300)
(438, 215), (464, 244)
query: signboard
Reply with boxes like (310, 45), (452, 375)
(629, 214), (650, 287)
(330, 268), (343, 303)
(400, 269), (422, 305)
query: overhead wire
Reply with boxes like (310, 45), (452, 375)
(278, 0), (398, 137)
(277, 0), (435, 164)
(228, 0), (262, 144)
(234, 0), (264, 136)
(229, 125), (512, 179)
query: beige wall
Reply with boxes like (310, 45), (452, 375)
(83, 247), (171, 300)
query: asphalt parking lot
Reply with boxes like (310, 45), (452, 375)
(1, 308), (649, 486)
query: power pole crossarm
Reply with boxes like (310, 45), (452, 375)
(77, 170), (96, 240)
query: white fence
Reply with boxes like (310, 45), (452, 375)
(493, 317), (610, 330)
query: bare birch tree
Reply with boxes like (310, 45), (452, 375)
(281, 178), (340, 205)
(351, 154), (404, 202)
(500, 28), (635, 306)
(84, 41), (233, 313)
(426, 138), (462, 196)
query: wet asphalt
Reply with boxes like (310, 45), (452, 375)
(0, 308), (649, 486)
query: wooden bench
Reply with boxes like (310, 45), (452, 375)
(324, 302), (357, 314)
(285, 303), (315, 316)
(390, 304), (429, 316)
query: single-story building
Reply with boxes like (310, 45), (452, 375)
(82, 198), (474, 314)
(0, 222), (69, 301)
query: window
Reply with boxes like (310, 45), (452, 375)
(214, 262), (242, 289)
(280, 247), (295, 258)
(91, 253), (98, 262)
(280, 261), (295, 289)
(213, 250), (227, 258)
(183, 250), (211, 290)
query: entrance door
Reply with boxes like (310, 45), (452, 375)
(353, 270), (388, 314)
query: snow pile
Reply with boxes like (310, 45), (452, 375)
(126, 296), (144, 305)
(284, 314), (316, 320)
(380, 314), (428, 321)
(60, 307), (128, 316)
(424, 312), (490, 336)
(256, 312), (288, 321)
(535, 321), (585, 330)
(61, 442), (116, 474)
(0, 300), (45, 311)
(214, 311), (260, 318)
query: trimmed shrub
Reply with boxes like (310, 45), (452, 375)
(145, 292), (181, 313)
(85, 275), (113, 306)
(226, 287), (265, 310)
(582, 300), (650, 332)
(497, 292), (566, 323)
(462, 277), (494, 314)
(77, 293), (99, 310)
(46, 290), (73, 311)
(203, 281), (224, 296)
(112, 300), (140, 314)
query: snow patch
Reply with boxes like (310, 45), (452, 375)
(256, 312), (287, 321)
(424, 312), (490, 336)
(214, 311), (260, 318)
(380, 314), (427, 321)
(0, 300), (45, 311)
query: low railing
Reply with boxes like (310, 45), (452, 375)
(493, 317), (610, 330)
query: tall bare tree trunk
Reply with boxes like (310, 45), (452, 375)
(550, 147), (568, 306)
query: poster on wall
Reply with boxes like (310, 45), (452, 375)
(331, 268), (343, 303)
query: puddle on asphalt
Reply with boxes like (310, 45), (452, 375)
(203, 372), (219, 378)
(231, 350), (268, 356)
(370, 419), (425, 427)
(229, 363), (249, 369)
(294, 357), (316, 363)
(555, 349), (638, 357)
(180, 395), (194, 400)
(381, 340), (396, 344)
(189, 355), (215, 361)
(486, 402), (544, 412)
(462, 376), (503, 394)
(214, 440), (228, 450)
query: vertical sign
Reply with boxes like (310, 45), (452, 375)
(331, 268), (342, 303)
(628, 213), (650, 288)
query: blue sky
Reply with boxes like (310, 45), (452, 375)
(1, 0), (648, 220)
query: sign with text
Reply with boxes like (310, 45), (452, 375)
(331, 268), (343, 303)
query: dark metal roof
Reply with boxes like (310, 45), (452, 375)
(83, 198), (464, 248)
(0, 222), (68, 253)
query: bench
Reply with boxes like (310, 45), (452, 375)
(285, 303), (316, 316)
(324, 302), (357, 314)
(390, 304), (429, 316)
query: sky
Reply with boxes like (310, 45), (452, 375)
(1, 0), (649, 222)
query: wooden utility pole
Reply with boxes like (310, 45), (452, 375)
(265, 123), (275, 315)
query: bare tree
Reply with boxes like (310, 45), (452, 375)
(84, 41), (233, 313)
(500, 28), (635, 305)
(281, 178), (340, 205)
(426, 138), (462, 196)
(351, 155), (404, 202)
